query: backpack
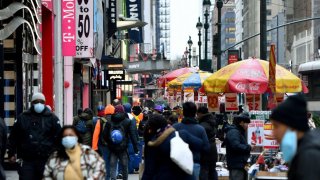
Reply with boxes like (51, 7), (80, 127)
(75, 119), (88, 134)
(108, 121), (127, 150)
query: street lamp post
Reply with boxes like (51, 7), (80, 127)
(196, 17), (203, 67)
(187, 36), (193, 67)
(216, 0), (223, 70)
(203, 0), (211, 72)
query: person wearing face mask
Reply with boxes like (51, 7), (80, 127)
(270, 94), (320, 180)
(224, 112), (252, 180)
(43, 125), (106, 179)
(7, 92), (61, 180)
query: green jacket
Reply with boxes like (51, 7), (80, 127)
(73, 112), (94, 146)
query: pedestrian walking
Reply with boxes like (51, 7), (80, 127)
(197, 106), (218, 180)
(132, 105), (143, 128)
(270, 94), (320, 180)
(173, 102), (210, 180)
(103, 105), (139, 180)
(43, 125), (105, 180)
(142, 114), (204, 180)
(73, 108), (94, 146)
(0, 117), (7, 180)
(7, 92), (61, 180)
(224, 112), (252, 180)
(93, 104), (114, 180)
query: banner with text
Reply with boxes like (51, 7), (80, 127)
(76, 0), (94, 57)
(126, 0), (143, 43)
(62, 0), (76, 56)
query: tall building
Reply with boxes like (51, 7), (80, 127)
(235, 0), (244, 57)
(221, 2), (236, 67)
(155, 0), (170, 59)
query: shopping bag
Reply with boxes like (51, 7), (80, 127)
(170, 131), (194, 175)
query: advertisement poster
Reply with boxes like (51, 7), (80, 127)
(246, 94), (261, 111)
(225, 93), (239, 112)
(207, 93), (219, 112)
(247, 120), (264, 146)
(76, 0), (94, 57)
(263, 123), (279, 148)
(184, 89), (194, 102)
(176, 92), (182, 105)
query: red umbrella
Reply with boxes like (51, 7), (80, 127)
(158, 67), (197, 87)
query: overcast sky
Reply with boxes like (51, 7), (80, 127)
(170, 0), (201, 61)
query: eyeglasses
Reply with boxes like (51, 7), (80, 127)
(32, 100), (45, 104)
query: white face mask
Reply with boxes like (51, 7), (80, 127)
(34, 103), (45, 113)
(62, 136), (78, 149)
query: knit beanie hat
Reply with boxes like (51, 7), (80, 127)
(114, 105), (125, 114)
(104, 104), (115, 115)
(123, 103), (132, 113)
(31, 92), (46, 102)
(270, 94), (309, 132)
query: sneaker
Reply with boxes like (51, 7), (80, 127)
(117, 174), (123, 179)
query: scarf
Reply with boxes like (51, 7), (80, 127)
(65, 144), (83, 180)
(181, 117), (198, 124)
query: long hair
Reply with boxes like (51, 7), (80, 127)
(56, 125), (83, 160)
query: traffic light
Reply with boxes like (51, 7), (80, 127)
(213, 34), (219, 55)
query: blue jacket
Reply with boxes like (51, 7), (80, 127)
(142, 127), (203, 180)
(173, 117), (210, 163)
(225, 125), (251, 169)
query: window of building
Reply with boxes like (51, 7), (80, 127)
(225, 18), (235, 23)
(226, 27), (236, 33)
(226, 38), (236, 44)
(267, 9), (272, 16)
(266, 0), (271, 5)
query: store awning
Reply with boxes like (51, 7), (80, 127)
(298, 60), (320, 72)
(117, 20), (147, 31)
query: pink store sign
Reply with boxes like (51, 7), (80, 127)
(61, 0), (76, 56)
(42, 0), (53, 11)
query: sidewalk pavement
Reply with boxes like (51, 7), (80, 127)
(5, 171), (139, 180)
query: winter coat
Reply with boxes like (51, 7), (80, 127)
(198, 113), (218, 165)
(173, 117), (210, 164)
(7, 107), (61, 160)
(288, 129), (320, 180)
(0, 118), (7, 162)
(73, 112), (94, 146)
(103, 113), (139, 153)
(142, 127), (204, 180)
(224, 124), (251, 169)
(43, 144), (105, 180)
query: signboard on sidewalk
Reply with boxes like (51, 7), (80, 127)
(62, 0), (76, 56)
(225, 93), (239, 112)
(76, 0), (94, 57)
(263, 123), (279, 148)
(207, 93), (219, 112)
(248, 120), (264, 147)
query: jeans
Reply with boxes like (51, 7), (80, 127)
(17, 159), (46, 180)
(200, 163), (218, 180)
(193, 163), (201, 180)
(99, 145), (111, 180)
(229, 169), (248, 180)
(110, 150), (128, 180)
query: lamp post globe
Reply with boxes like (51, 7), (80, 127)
(196, 17), (203, 68)
(203, 0), (211, 9)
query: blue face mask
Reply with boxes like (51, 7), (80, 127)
(62, 136), (78, 149)
(280, 129), (297, 162)
(34, 103), (45, 113)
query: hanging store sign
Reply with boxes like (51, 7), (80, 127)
(107, 0), (117, 38)
(76, 0), (94, 58)
(62, 0), (76, 56)
(228, 50), (239, 64)
(107, 70), (125, 80)
(126, 0), (143, 43)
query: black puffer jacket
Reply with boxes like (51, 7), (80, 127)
(103, 113), (139, 153)
(7, 107), (61, 160)
(198, 113), (218, 165)
(224, 125), (251, 169)
(288, 129), (320, 180)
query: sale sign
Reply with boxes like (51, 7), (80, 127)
(247, 120), (264, 146)
(225, 93), (239, 112)
(76, 0), (94, 57)
(62, 0), (76, 56)
(263, 123), (279, 148)
(207, 93), (219, 112)
(246, 94), (261, 111)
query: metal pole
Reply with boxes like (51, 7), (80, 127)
(260, 0), (267, 60)
(204, 9), (209, 70)
(217, 0), (223, 70)
(54, 0), (64, 124)
(198, 30), (202, 63)
(277, 15), (279, 62)
(189, 47), (192, 67)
